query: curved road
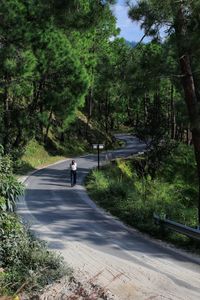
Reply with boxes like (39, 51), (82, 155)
(18, 134), (200, 300)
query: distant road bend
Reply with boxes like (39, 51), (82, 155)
(18, 134), (200, 300)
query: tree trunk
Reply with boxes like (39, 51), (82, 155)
(105, 96), (109, 134)
(29, 80), (43, 113)
(180, 123), (183, 142)
(44, 108), (53, 143)
(153, 92), (161, 129)
(135, 110), (139, 130)
(174, 2), (200, 225)
(60, 132), (65, 143)
(85, 87), (93, 138)
(3, 84), (10, 153)
(170, 84), (176, 139)
(39, 103), (44, 138)
(127, 97), (134, 125)
(13, 114), (23, 149)
(143, 94), (148, 123)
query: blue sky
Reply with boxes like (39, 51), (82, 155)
(111, 0), (150, 42)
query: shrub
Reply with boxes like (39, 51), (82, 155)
(0, 175), (24, 212)
(159, 143), (197, 186)
(0, 154), (13, 175)
(0, 196), (7, 211)
(109, 180), (128, 199)
(116, 159), (132, 178)
(87, 170), (109, 192)
(0, 146), (24, 212)
(0, 213), (71, 296)
(0, 146), (70, 297)
(86, 149), (199, 246)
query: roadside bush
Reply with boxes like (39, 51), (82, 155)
(0, 196), (7, 211)
(0, 154), (13, 175)
(0, 146), (71, 297)
(0, 147), (24, 212)
(0, 212), (71, 296)
(116, 159), (132, 178)
(109, 180), (128, 199)
(159, 143), (197, 186)
(86, 147), (199, 247)
(87, 170), (109, 193)
(0, 175), (24, 212)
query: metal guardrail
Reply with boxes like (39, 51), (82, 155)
(106, 151), (145, 163)
(153, 213), (200, 241)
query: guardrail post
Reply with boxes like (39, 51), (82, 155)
(153, 213), (200, 241)
(97, 144), (100, 170)
(160, 221), (167, 237)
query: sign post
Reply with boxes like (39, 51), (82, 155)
(92, 143), (104, 170)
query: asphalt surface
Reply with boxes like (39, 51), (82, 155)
(18, 134), (200, 300)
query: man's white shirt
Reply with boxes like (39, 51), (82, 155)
(70, 163), (77, 171)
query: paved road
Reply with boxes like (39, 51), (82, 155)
(18, 134), (200, 300)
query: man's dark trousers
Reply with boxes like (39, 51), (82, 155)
(71, 170), (77, 186)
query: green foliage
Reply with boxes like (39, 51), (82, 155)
(0, 146), (70, 296)
(87, 170), (109, 192)
(89, 38), (132, 132)
(144, 138), (176, 178)
(14, 139), (65, 174)
(0, 154), (13, 175)
(0, 212), (71, 296)
(0, 196), (7, 211)
(128, 1), (200, 213)
(159, 143), (197, 185)
(0, 147), (24, 211)
(116, 159), (133, 178)
(86, 146), (198, 247)
(0, 176), (24, 212)
(1, 0), (117, 155)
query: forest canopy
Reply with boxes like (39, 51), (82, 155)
(0, 0), (200, 223)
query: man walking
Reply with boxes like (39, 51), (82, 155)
(70, 160), (77, 187)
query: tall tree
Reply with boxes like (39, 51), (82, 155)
(127, 0), (200, 225)
(0, 0), (118, 153)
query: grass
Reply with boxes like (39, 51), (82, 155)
(14, 109), (126, 176)
(14, 139), (66, 175)
(14, 132), (122, 176)
(86, 144), (200, 253)
(23, 140), (65, 167)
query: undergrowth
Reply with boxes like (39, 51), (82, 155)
(86, 143), (200, 252)
(14, 139), (66, 175)
(0, 212), (71, 297)
(0, 149), (71, 298)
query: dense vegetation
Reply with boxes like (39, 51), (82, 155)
(0, 0), (119, 159)
(0, 148), (70, 297)
(0, 213), (70, 296)
(1, 0), (200, 296)
(86, 144), (199, 251)
(1, 0), (200, 174)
